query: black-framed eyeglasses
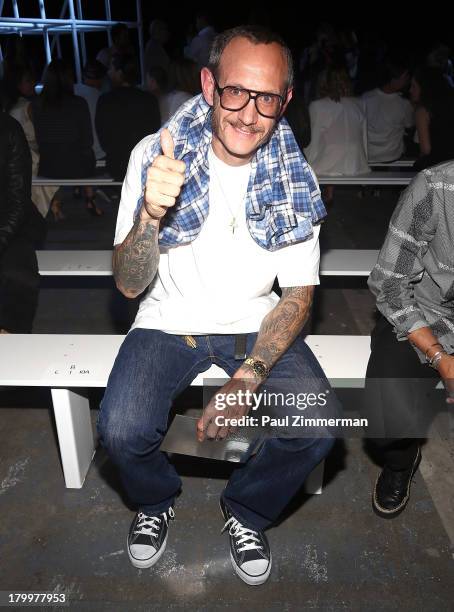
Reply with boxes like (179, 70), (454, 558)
(212, 75), (285, 119)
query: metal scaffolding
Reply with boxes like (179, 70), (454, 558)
(0, 0), (144, 83)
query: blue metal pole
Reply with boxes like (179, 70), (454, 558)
(68, 0), (82, 83)
(136, 0), (144, 86)
(39, 0), (52, 65)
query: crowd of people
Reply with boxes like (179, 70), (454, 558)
(295, 26), (454, 201)
(0, 19), (205, 218)
(1, 18), (454, 209)
(0, 17), (453, 588)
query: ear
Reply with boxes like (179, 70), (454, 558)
(201, 67), (215, 107)
(280, 87), (293, 117)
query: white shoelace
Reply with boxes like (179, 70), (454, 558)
(222, 516), (263, 552)
(134, 507), (175, 538)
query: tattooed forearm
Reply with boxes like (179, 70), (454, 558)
(249, 286), (314, 370)
(113, 218), (160, 298)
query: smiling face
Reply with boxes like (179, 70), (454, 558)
(201, 37), (292, 166)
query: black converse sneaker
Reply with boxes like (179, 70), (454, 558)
(127, 507), (174, 568)
(220, 498), (271, 586)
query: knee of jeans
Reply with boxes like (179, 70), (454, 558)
(316, 435), (335, 458)
(97, 401), (160, 457)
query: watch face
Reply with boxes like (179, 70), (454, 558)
(253, 361), (267, 378)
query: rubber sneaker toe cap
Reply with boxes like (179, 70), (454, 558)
(129, 544), (157, 560)
(241, 559), (270, 577)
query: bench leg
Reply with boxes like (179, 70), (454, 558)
(51, 389), (95, 489)
(304, 459), (324, 495)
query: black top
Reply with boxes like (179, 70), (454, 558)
(414, 91), (454, 171)
(95, 87), (161, 181)
(285, 90), (311, 151)
(31, 94), (95, 179)
(0, 112), (33, 254)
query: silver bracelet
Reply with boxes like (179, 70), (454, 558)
(429, 350), (446, 370)
(424, 342), (443, 362)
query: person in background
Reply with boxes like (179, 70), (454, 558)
(426, 43), (454, 87)
(284, 86), (311, 152)
(304, 62), (369, 203)
(31, 59), (101, 218)
(354, 31), (387, 96)
(74, 60), (107, 164)
(298, 22), (339, 104)
(410, 65), (454, 171)
(144, 19), (171, 79)
(361, 53), (414, 163)
(365, 161), (454, 518)
(96, 23), (134, 70)
(0, 34), (29, 80)
(171, 57), (200, 99)
(96, 53), (161, 181)
(339, 29), (359, 81)
(0, 112), (45, 333)
(2, 65), (58, 218)
(184, 11), (216, 69)
(146, 58), (199, 126)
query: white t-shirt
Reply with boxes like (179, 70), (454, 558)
(304, 97), (370, 176)
(114, 136), (321, 335)
(361, 88), (414, 162)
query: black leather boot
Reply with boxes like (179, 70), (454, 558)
(372, 447), (421, 518)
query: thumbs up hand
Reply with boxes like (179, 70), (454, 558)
(160, 127), (175, 159)
(141, 128), (186, 222)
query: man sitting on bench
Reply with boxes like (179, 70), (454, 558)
(366, 160), (454, 518)
(97, 25), (339, 586)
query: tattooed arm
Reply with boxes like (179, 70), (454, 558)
(197, 286), (315, 440)
(113, 128), (185, 299)
(239, 285), (314, 378)
(113, 217), (160, 298)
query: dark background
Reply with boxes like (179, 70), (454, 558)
(1, 0), (453, 79)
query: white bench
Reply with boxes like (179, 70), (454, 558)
(317, 171), (415, 185)
(320, 249), (378, 276)
(37, 250), (113, 276)
(32, 172), (415, 187)
(369, 160), (415, 168)
(36, 249), (379, 277)
(0, 334), (371, 492)
(33, 177), (123, 187)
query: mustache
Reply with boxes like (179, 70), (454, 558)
(228, 121), (264, 134)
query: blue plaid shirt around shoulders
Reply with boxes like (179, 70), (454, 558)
(136, 94), (326, 251)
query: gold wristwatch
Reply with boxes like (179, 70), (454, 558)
(243, 357), (269, 381)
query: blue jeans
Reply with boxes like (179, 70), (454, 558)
(97, 329), (339, 530)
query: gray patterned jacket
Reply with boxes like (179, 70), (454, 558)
(368, 160), (454, 361)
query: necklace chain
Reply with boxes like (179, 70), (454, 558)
(210, 161), (244, 235)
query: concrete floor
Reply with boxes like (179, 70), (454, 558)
(1, 185), (453, 610)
